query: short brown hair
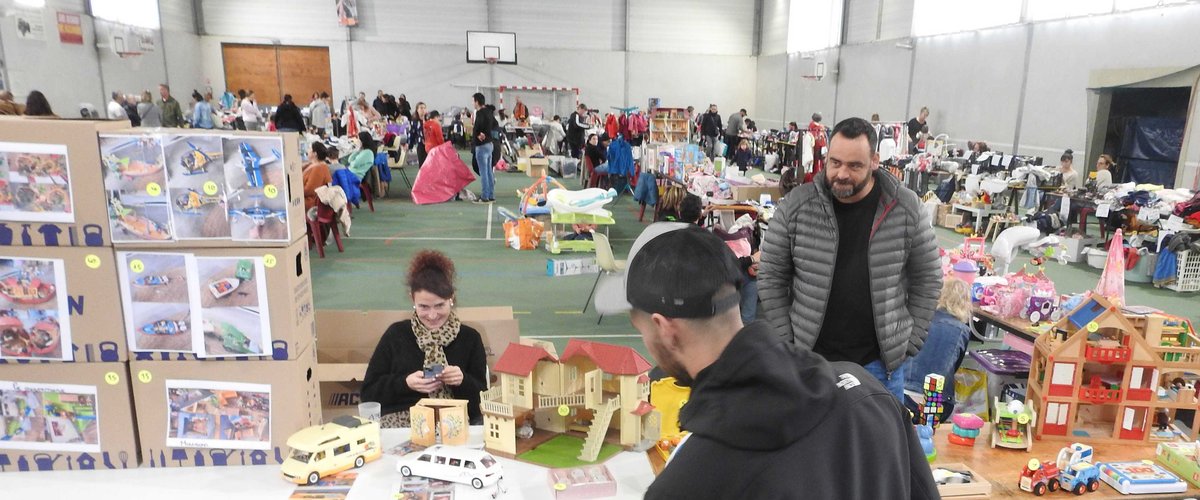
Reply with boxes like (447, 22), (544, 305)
(407, 250), (456, 299)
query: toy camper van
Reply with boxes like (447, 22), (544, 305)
(281, 415), (381, 485)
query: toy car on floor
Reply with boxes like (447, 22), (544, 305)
(282, 415), (381, 485)
(134, 275), (170, 286)
(142, 319), (188, 336)
(208, 278), (240, 299)
(397, 445), (504, 490)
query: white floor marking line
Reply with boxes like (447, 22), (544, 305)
(486, 204), (493, 240)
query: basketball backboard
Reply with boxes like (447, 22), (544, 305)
(466, 31), (517, 64)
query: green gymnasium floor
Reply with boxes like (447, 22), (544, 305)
(311, 157), (1199, 360)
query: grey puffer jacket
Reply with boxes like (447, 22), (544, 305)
(758, 169), (942, 372)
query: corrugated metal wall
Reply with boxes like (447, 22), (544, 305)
(160, 0), (195, 33)
(353, 0), (486, 45)
(491, 0), (626, 51)
(844, 0), (880, 44)
(759, 0), (790, 55)
(628, 0), (756, 55)
(201, 0), (347, 40)
(878, 0), (914, 40)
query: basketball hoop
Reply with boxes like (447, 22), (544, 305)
(485, 57), (498, 65)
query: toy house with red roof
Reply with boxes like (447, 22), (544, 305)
(481, 339), (660, 460)
(1026, 294), (1200, 444)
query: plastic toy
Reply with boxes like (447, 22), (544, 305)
(104, 153), (163, 178)
(237, 142), (282, 188)
(1055, 443), (1101, 495)
(0, 314), (59, 356)
(228, 203), (286, 227)
(920, 374), (946, 428)
(174, 189), (223, 214)
(949, 413), (985, 446)
(481, 340), (659, 461)
(133, 275), (170, 286)
(548, 465), (617, 499)
(397, 444), (504, 490)
(235, 259), (254, 281)
(281, 415), (381, 485)
(650, 377), (690, 463)
(180, 142), (219, 175)
(0, 272), (55, 305)
(141, 319), (188, 336)
(110, 199), (171, 240)
(207, 278), (241, 299)
(1097, 461), (1187, 494)
(1026, 294), (1200, 444)
(1018, 458), (1061, 495)
(991, 397), (1035, 451)
(916, 424), (936, 462)
(202, 320), (253, 354)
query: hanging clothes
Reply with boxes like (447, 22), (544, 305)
(606, 137), (635, 177)
(604, 114), (619, 139)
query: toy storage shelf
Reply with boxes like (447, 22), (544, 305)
(649, 107), (691, 145)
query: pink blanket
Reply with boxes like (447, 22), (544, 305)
(412, 143), (477, 204)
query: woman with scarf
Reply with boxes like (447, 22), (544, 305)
(361, 250), (487, 428)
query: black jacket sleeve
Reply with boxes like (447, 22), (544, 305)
(473, 111), (492, 145)
(450, 327), (489, 422)
(360, 321), (425, 416)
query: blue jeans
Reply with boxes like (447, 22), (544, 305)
(862, 358), (908, 403)
(475, 142), (494, 200)
(739, 275), (758, 325)
(904, 314), (971, 417)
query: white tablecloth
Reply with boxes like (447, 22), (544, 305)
(0, 426), (656, 499)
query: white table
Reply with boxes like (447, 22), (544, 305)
(952, 203), (1009, 234)
(0, 427), (655, 499)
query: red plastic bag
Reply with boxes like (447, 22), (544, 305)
(411, 143), (477, 205)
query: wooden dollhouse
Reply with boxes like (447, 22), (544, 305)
(480, 340), (660, 461)
(1026, 294), (1200, 444)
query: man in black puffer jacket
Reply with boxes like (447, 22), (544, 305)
(595, 223), (939, 500)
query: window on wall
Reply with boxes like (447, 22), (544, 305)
(1027, 0), (1114, 21)
(787, 0), (845, 53)
(89, 0), (160, 29)
(911, 0), (1022, 37)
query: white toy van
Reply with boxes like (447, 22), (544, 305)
(397, 444), (504, 489)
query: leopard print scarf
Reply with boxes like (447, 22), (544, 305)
(412, 311), (461, 400)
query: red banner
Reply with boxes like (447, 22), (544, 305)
(57, 11), (82, 45)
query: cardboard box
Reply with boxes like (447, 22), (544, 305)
(941, 213), (965, 228)
(527, 157), (549, 178)
(0, 361), (139, 472)
(547, 256), (599, 276)
(315, 307), (519, 420)
(519, 145), (544, 159)
(0, 246), (126, 363)
(122, 237), (314, 361)
(101, 128), (306, 248)
(0, 117), (127, 248)
(935, 204), (951, 226)
(730, 185), (782, 204)
(129, 343), (320, 468)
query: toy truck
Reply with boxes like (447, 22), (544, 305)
(1018, 458), (1061, 495)
(1056, 443), (1101, 495)
(281, 415), (381, 485)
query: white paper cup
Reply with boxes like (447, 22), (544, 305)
(358, 401), (381, 422)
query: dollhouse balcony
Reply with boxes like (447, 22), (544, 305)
(1084, 344), (1131, 364)
(538, 393), (586, 409)
(1155, 347), (1200, 367)
(1079, 376), (1122, 404)
(481, 400), (513, 418)
(1126, 388), (1154, 401)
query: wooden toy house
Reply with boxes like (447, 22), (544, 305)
(1026, 294), (1200, 444)
(481, 340), (660, 461)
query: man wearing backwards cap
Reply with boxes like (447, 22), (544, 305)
(596, 223), (937, 500)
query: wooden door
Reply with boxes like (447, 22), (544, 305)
(221, 44), (332, 106)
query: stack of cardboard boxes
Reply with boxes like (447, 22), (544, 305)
(0, 118), (319, 473)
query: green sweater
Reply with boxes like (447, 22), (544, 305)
(348, 149), (375, 180)
(160, 97), (184, 127)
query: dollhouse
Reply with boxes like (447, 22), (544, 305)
(1026, 294), (1200, 444)
(480, 340), (660, 461)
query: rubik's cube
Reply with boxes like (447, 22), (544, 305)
(922, 374), (946, 428)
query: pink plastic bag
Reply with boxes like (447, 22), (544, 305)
(411, 143), (477, 205)
(495, 158), (508, 171)
(1095, 229), (1126, 306)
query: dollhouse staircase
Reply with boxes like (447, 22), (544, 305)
(578, 397), (620, 462)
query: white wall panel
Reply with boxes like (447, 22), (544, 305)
(627, 52), (757, 116)
(760, 0), (789, 55)
(0, 1), (104, 113)
(353, 0), (486, 45)
(201, 0), (346, 41)
(164, 30), (205, 96)
(845, 0), (880, 44)
(835, 42), (911, 122)
(756, 53), (788, 128)
(908, 25), (1028, 151)
(491, 0), (625, 51)
(628, 0), (756, 55)
(784, 49), (839, 124)
(160, 0), (195, 33)
(878, 0), (913, 40)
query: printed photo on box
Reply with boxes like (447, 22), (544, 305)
(393, 477), (457, 500)
(222, 138), (289, 242)
(165, 380), (271, 450)
(291, 470), (358, 498)
(0, 142), (75, 224)
(0, 380), (100, 453)
(101, 135), (174, 242)
(163, 136), (230, 240)
(118, 252), (198, 353)
(0, 257), (72, 361)
(195, 257), (271, 357)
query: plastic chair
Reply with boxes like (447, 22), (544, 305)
(582, 156), (610, 190)
(388, 143), (413, 191)
(358, 168), (376, 212)
(584, 232), (626, 323)
(307, 203), (344, 258)
(1075, 207), (1109, 240)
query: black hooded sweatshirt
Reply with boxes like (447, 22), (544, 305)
(645, 321), (939, 500)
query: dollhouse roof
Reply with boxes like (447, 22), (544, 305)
(631, 401), (657, 416)
(561, 339), (653, 376)
(493, 343), (558, 376)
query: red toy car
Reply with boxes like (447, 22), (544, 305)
(1019, 458), (1061, 496)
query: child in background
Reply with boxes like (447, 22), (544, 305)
(733, 139), (752, 172)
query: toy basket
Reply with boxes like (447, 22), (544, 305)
(1167, 249), (1200, 292)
